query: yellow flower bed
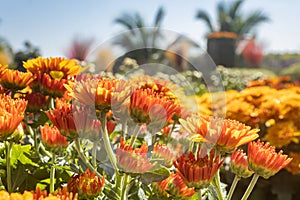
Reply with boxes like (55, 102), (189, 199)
(196, 85), (300, 174)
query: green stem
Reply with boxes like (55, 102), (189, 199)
(128, 125), (141, 147)
(92, 141), (98, 168)
(198, 189), (202, 200)
(121, 120), (127, 139)
(50, 154), (56, 193)
(241, 174), (259, 200)
(100, 112), (119, 173)
(166, 122), (176, 142)
(74, 138), (112, 187)
(120, 174), (129, 200)
(227, 175), (240, 200)
(6, 141), (13, 193)
(212, 170), (225, 200)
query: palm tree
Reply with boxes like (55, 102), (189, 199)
(196, 0), (270, 38)
(113, 7), (166, 65)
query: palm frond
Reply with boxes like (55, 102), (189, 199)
(195, 10), (214, 32)
(238, 10), (270, 35)
(153, 7), (165, 27)
(229, 0), (244, 19)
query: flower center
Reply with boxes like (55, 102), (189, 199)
(50, 70), (64, 80)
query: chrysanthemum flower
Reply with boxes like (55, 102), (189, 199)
(0, 64), (34, 91)
(23, 57), (81, 97)
(152, 144), (176, 167)
(116, 137), (153, 174)
(78, 169), (105, 199)
(180, 115), (259, 153)
(24, 92), (47, 113)
(65, 75), (100, 106)
(40, 124), (69, 153)
(248, 140), (292, 179)
(153, 172), (195, 199)
(130, 88), (180, 129)
(174, 150), (224, 189)
(230, 149), (253, 178)
(32, 187), (78, 200)
(67, 169), (104, 199)
(46, 100), (103, 140)
(46, 101), (77, 139)
(0, 94), (27, 141)
(23, 57), (81, 77)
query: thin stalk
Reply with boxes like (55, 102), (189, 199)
(100, 112), (119, 173)
(166, 122), (176, 142)
(120, 174), (129, 200)
(212, 170), (224, 200)
(6, 141), (13, 193)
(128, 125), (141, 147)
(92, 142), (98, 168)
(121, 120), (127, 139)
(227, 175), (240, 200)
(241, 174), (259, 200)
(198, 189), (202, 200)
(74, 138), (112, 187)
(50, 154), (56, 193)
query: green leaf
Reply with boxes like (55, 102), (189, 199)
(140, 165), (170, 185)
(11, 144), (38, 168)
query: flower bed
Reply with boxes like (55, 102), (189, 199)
(0, 57), (292, 199)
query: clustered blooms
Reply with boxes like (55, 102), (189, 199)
(0, 56), (295, 199)
(197, 82), (300, 174)
(0, 188), (78, 200)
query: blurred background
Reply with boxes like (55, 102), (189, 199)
(2, 1), (300, 199)
(0, 0), (300, 75)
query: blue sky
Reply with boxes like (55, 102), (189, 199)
(1, 0), (300, 57)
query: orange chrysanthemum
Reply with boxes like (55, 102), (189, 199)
(46, 101), (77, 139)
(248, 140), (292, 179)
(23, 57), (81, 77)
(130, 88), (180, 129)
(116, 137), (153, 174)
(66, 75), (120, 113)
(230, 149), (253, 178)
(180, 115), (259, 153)
(24, 92), (47, 113)
(67, 170), (105, 199)
(152, 144), (176, 167)
(174, 149), (224, 189)
(40, 124), (69, 153)
(32, 187), (78, 200)
(153, 172), (195, 199)
(0, 94), (27, 141)
(0, 64), (34, 91)
(23, 57), (81, 97)
(46, 100), (103, 140)
(78, 169), (105, 198)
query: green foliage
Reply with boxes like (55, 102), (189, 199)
(279, 62), (300, 80)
